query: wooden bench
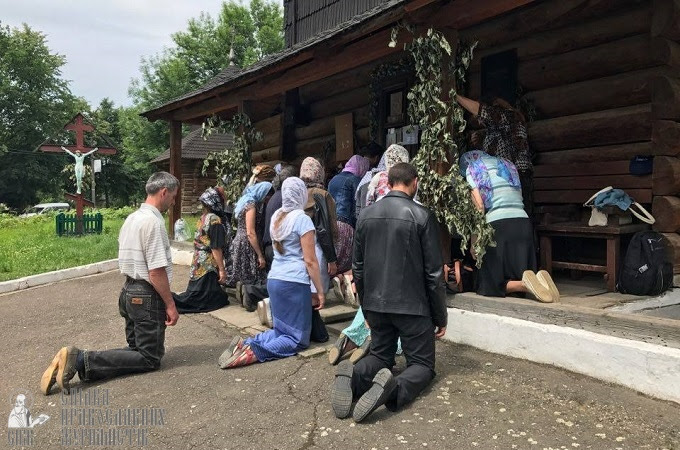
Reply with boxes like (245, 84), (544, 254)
(537, 222), (649, 292)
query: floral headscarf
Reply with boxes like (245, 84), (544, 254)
(270, 177), (308, 245)
(366, 145), (410, 205)
(461, 151), (521, 210)
(247, 165), (276, 186)
(343, 155), (370, 178)
(356, 153), (387, 196)
(199, 187), (224, 214)
(234, 181), (272, 217)
(300, 157), (325, 189)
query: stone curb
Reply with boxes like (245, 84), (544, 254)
(444, 308), (680, 405)
(0, 259), (119, 294)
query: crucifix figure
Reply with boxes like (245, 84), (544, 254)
(61, 146), (98, 194)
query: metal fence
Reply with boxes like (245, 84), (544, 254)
(56, 213), (103, 236)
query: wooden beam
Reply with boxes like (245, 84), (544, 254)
(652, 0), (680, 40)
(169, 120), (182, 239)
(534, 174), (651, 190)
(652, 76), (680, 120)
(652, 120), (680, 155)
(529, 104), (652, 152)
(536, 142), (653, 165)
(534, 189), (652, 204)
(526, 67), (669, 119)
(534, 160), (631, 177)
(429, 0), (536, 29)
(653, 155), (680, 195)
(308, 86), (369, 120)
(653, 196), (680, 232)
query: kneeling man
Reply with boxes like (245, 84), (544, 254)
(331, 162), (447, 422)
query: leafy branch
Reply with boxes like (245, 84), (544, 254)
(201, 113), (262, 205)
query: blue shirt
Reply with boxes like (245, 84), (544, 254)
(267, 213), (316, 285)
(328, 171), (360, 227)
(466, 155), (527, 223)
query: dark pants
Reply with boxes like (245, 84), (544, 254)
(352, 311), (436, 411)
(243, 245), (274, 305)
(81, 277), (167, 381)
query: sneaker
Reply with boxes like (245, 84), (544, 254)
(257, 299), (273, 328)
(41, 347), (66, 395)
(223, 346), (258, 369)
(349, 336), (371, 364)
(537, 270), (560, 303)
(352, 368), (397, 423)
(342, 275), (358, 307)
(331, 360), (355, 419)
(56, 346), (81, 394)
(332, 277), (344, 302)
(218, 336), (244, 369)
(522, 271), (553, 303)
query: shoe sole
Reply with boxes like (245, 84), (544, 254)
(41, 348), (66, 395)
(522, 271), (553, 303)
(56, 346), (78, 394)
(349, 339), (370, 364)
(219, 336), (243, 369)
(537, 270), (560, 303)
(235, 282), (243, 306)
(331, 361), (354, 419)
(328, 334), (347, 365)
(332, 278), (344, 302)
(353, 368), (396, 423)
(343, 275), (358, 307)
(256, 302), (267, 326)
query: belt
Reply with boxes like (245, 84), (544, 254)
(125, 276), (154, 290)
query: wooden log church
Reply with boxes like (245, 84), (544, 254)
(142, 0), (680, 285)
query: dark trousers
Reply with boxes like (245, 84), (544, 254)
(352, 311), (436, 411)
(81, 278), (167, 381)
(243, 244), (274, 304)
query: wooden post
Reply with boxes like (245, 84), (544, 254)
(169, 120), (182, 239)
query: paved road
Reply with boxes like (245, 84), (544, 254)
(2, 270), (679, 449)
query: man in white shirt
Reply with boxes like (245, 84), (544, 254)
(40, 172), (179, 395)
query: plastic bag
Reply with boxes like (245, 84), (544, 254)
(174, 218), (190, 241)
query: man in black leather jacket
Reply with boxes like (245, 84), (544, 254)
(331, 162), (447, 423)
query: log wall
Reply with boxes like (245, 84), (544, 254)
(157, 159), (217, 216)
(461, 0), (680, 271)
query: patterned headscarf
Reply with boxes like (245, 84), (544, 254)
(462, 151), (521, 210)
(384, 144), (409, 171)
(270, 177), (308, 245)
(199, 187), (224, 214)
(343, 155), (370, 178)
(356, 152), (387, 195)
(300, 157), (325, 189)
(234, 181), (272, 217)
(248, 165), (276, 186)
(366, 145), (410, 205)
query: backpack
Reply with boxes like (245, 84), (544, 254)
(312, 193), (337, 263)
(617, 231), (673, 296)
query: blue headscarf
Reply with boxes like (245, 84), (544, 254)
(233, 182), (272, 217)
(460, 151), (520, 210)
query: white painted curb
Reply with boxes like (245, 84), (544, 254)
(171, 247), (193, 266)
(0, 259), (119, 294)
(444, 308), (680, 405)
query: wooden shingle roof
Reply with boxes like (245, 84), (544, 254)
(152, 128), (234, 163)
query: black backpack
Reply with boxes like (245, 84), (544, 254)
(312, 193), (337, 263)
(617, 231), (673, 296)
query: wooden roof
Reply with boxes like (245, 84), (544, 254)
(152, 127), (234, 163)
(142, 0), (535, 123)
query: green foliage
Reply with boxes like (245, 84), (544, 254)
(0, 23), (84, 210)
(397, 28), (494, 265)
(201, 114), (262, 204)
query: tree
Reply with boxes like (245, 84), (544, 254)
(0, 23), (84, 210)
(126, 0), (285, 172)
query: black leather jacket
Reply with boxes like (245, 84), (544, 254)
(352, 191), (447, 328)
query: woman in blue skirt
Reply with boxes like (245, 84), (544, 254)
(219, 177), (326, 368)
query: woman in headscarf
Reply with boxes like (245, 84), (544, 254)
(219, 177), (326, 369)
(460, 150), (558, 302)
(247, 164), (277, 187)
(355, 153), (386, 219)
(366, 144), (410, 206)
(226, 181), (274, 302)
(172, 187), (230, 313)
(328, 155), (370, 273)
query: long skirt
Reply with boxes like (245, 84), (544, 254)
(476, 217), (536, 297)
(173, 272), (229, 313)
(335, 220), (354, 274)
(245, 279), (312, 362)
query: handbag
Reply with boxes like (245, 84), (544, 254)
(312, 193), (338, 263)
(584, 186), (655, 226)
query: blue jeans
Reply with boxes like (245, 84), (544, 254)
(81, 278), (166, 381)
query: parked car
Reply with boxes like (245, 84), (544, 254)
(20, 202), (71, 218)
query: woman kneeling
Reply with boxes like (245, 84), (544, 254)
(219, 177), (326, 369)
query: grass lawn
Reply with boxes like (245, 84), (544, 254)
(0, 208), (199, 282)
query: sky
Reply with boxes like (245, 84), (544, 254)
(1, 0), (282, 108)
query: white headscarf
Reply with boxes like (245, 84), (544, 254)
(270, 177), (308, 245)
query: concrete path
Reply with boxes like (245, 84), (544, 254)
(2, 269), (679, 449)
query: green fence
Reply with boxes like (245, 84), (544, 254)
(56, 213), (103, 236)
